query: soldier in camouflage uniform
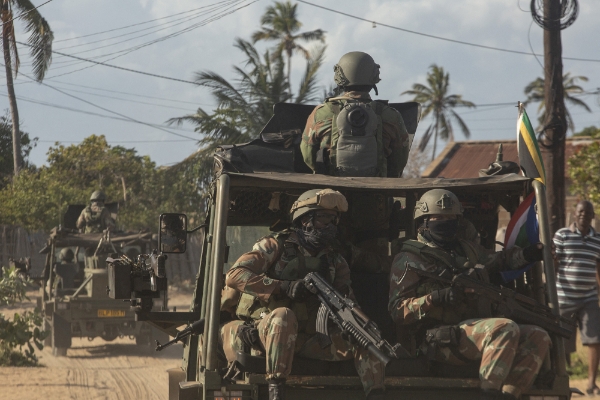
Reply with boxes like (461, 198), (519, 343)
(76, 191), (115, 233)
(388, 189), (551, 400)
(221, 188), (386, 400)
(301, 52), (411, 274)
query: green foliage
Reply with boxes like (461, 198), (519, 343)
(567, 351), (588, 379)
(168, 35), (325, 190)
(402, 64), (475, 161)
(252, 1), (325, 87)
(568, 141), (600, 205)
(0, 266), (48, 366)
(573, 125), (600, 138)
(523, 73), (591, 133)
(0, 135), (204, 231)
(0, 112), (37, 183)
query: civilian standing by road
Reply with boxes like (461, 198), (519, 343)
(554, 201), (600, 395)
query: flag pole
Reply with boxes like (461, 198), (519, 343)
(532, 179), (567, 376)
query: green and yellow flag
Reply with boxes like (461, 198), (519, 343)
(517, 102), (546, 185)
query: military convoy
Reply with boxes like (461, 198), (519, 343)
(39, 206), (166, 356)
(100, 98), (571, 400)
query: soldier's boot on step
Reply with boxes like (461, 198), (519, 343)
(268, 378), (286, 400)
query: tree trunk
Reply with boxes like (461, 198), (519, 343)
(431, 114), (439, 161)
(287, 51), (292, 92)
(540, 0), (566, 235)
(2, 2), (22, 176)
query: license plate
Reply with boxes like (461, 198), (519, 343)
(97, 309), (126, 318)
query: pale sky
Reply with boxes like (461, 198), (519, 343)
(4, 0), (599, 168)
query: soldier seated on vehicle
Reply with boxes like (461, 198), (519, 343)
(388, 189), (551, 400)
(221, 188), (386, 400)
(76, 191), (115, 233)
(54, 248), (78, 290)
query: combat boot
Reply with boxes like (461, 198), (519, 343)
(267, 378), (286, 400)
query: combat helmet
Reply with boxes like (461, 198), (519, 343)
(59, 248), (74, 262)
(290, 188), (348, 223)
(90, 190), (106, 202)
(414, 189), (463, 221)
(333, 52), (381, 89)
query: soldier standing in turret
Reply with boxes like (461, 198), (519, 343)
(300, 52), (411, 274)
(388, 189), (550, 400)
(220, 188), (386, 400)
(76, 191), (115, 233)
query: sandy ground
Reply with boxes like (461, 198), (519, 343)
(0, 287), (193, 400)
(1, 287), (599, 399)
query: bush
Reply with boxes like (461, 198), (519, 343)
(0, 266), (48, 366)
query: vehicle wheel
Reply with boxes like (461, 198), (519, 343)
(135, 334), (151, 346)
(51, 314), (72, 356)
(43, 318), (52, 347)
(52, 347), (68, 357)
(151, 327), (169, 347)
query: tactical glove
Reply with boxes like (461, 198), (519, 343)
(279, 279), (309, 301)
(237, 323), (261, 350)
(523, 243), (544, 263)
(430, 286), (465, 306)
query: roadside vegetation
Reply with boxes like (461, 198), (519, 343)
(0, 266), (47, 366)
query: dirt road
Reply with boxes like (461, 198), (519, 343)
(0, 288), (192, 400)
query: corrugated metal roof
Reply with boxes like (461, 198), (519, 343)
(422, 138), (595, 178)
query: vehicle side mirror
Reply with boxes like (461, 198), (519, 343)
(159, 213), (187, 253)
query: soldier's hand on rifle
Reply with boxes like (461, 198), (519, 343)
(279, 279), (310, 301)
(523, 243), (544, 263)
(430, 286), (465, 306)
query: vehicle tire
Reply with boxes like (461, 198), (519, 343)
(51, 314), (72, 356)
(135, 333), (151, 346)
(151, 327), (169, 348)
(43, 318), (52, 347)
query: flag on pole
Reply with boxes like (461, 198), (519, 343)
(517, 102), (546, 185)
(501, 192), (539, 282)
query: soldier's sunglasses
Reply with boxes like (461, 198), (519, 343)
(313, 212), (339, 225)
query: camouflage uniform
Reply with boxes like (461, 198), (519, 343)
(76, 204), (115, 233)
(224, 231), (385, 395)
(301, 91), (410, 178)
(388, 233), (551, 398)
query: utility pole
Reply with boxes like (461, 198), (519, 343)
(540, 0), (567, 235)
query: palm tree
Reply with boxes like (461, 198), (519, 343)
(523, 73), (591, 133)
(402, 64), (475, 161)
(167, 38), (325, 188)
(2, 0), (53, 176)
(252, 1), (324, 88)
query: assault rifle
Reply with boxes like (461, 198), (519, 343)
(407, 265), (574, 339)
(155, 319), (204, 351)
(304, 272), (410, 365)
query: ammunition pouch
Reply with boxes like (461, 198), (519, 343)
(236, 321), (262, 352)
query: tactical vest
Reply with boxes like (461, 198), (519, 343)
(399, 239), (481, 326)
(84, 206), (105, 233)
(326, 97), (386, 177)
(236, 232), (334, 328)
(400, 239), (480, 274)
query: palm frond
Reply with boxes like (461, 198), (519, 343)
(14, 0), (53, 81)
(295, 45), (325, 104)
(418, 124), (434, 152)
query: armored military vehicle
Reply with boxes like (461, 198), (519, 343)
(120, 102), (569, 399)
(39, 223), (165, 356)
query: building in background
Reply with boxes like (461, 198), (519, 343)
(422, 137), (597, 244)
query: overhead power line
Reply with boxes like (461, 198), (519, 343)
(296, 0), (600, 63)
(0, 92), (198, 134)
(16, 40), (198, 85)
(16, 70), (198, 140)
(2, 0), (54, 26)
